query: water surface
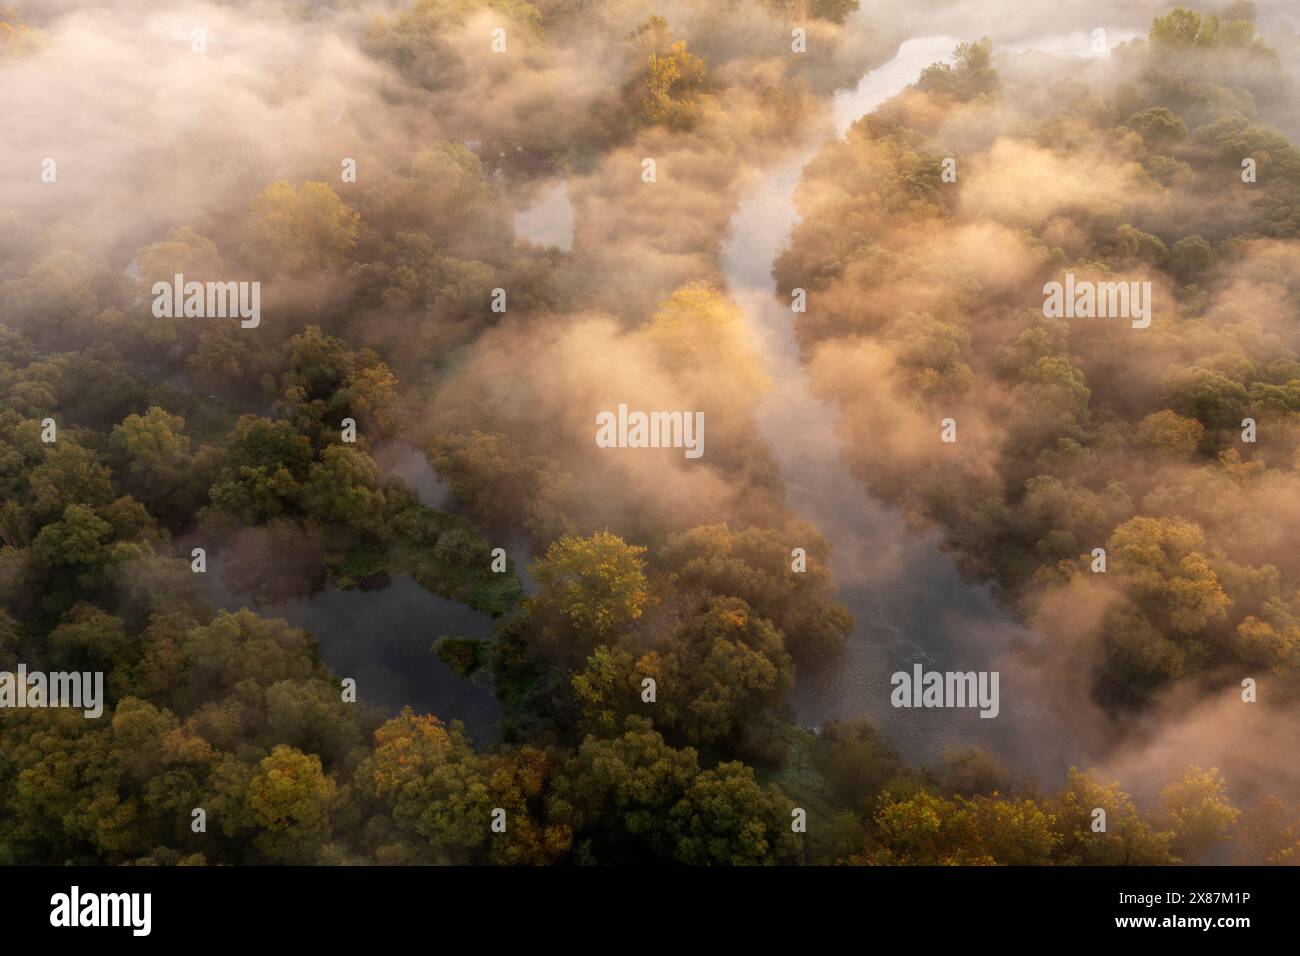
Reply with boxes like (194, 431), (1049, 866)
(723, 33), (1131, 776)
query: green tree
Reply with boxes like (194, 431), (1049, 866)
(550, 717), (698, 863)
(917, 38), (998, 101)
(1127, 106), (1188, 145)
(29, 443), (114, 520)
(205, 417), (313, 525)
(32, 504), (112, 567)
(1169, 235), (1213, 282)
(302, 445), (387, 535)
(668, 761), (798, 865)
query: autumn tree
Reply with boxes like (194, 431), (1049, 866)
(246, 745), (337, 863)
(659, 523), (852, 661)
(251, 181), (360, 276)
(525, 531), (650, 665)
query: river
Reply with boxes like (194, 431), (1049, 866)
(722, 30), (1138, 778)
(207, 29), (1135, 771)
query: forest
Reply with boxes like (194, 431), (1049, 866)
(0, 0), (1298, 866)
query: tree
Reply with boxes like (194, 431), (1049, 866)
(246, 745), (337, 863)
(135, 227), (224, 286)
(110, 408), (191, 485)
(550, 717), (698, 863)
(1169, 235), (1213, 282)
(571, 644), (640, 738)
(262, 679), (363, 767)
(964, 796), (1059, 865)
(1114, 224), (1169, 266)
(526, 531), (650, 664)
(917, 38), (998, 101)
(483, 746), (571, 865)
(47, 604), (133, 683)
(432, 527), (489, 566)
(641, 284), (770, 400)
(0, 607), (19, 668)
(429, 430), (574, 543)
(810, 0), (859, 24)
(1100, 605), (1188, 692)
(29, 443), (115, 520)
(108, 408), (200, 519)
(856, 791), (989, 865)
(1050, 769), (1177, 865)
(302, 445), (387, 536)
(1235, 795), (1300, 865)
(0, 9), (44, 58)
(1126, 107), (1188, 146)
(939, 746), (1013, 798)
(32, 504), (112, 567)
(1149, 8), (1213, 51)
(1107, 516), (1230, 635)
(173, 610), (322, 712)
(275, 326), (399, 443)
(205, 417), (313, 525)
(668, 761), (798, 865)
(659, 523), (851, 661)
(1233, 612), (1300, 672)
(1158, 766), (1239, 861)
(220, 521), (325, 606)
(814, 719), (912, 812)
(252, 181), (359, 276)
(641, 597), (793, 748)
(1135, 409), (1203, 458)
(627, 18), (710, 130)
(364, 709), (495, 863)
(1164, 368), (1248, 430)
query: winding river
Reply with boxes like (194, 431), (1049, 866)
(722, 31), (1137, 778)
(207, 28), (1139, 769)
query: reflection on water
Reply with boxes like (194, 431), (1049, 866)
(374, 443), (453, 510)
(376, 445), (539, 597)
(203, 439), (501, 744)
(204, 565), (502, 744)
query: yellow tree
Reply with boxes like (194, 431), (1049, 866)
(251, 181), (360, 276)
(527, 531), (650, 664)
(245, 745), (336, 863)
(1158, 766), (1240, 862)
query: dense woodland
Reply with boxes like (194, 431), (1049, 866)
(0, 1), (1297, 865)
(776, 9), (1300, 718)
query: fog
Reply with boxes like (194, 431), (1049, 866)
(4, 0), (1299, 826)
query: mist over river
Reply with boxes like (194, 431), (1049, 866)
(207, 25), (1151, 774)
(722, 27), (1140, 779)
